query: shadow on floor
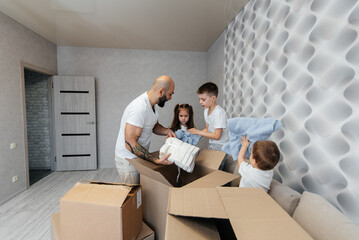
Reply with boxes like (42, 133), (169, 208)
(30, 169), (52, 185)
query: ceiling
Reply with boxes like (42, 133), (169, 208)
(0, 0), (248, 51)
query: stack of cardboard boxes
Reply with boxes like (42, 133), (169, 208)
(51, 181), (154, 240)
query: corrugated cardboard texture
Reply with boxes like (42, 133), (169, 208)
(52, 212), (153, 240)
(51, 212), (61, 240)
(217, 187), (313, 240)
(129, 157), (173, 187)
(133, 149), (239, 240)
(195, 149), (226, 170)
(122, 187), (143, 240)
(137, 222), (155, 240)
(166, 187), (312, 240)
(140, 174), (169, 240)
(183, 170), (239, 188)
(165, 214), (220, 240)
(60, 183), (142, 240)
(61, 183), (131, 206)
(168, 188), (227, 218)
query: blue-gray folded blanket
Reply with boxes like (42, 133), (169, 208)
(175, 130), (201, 145)
(222, 117), (282, 160)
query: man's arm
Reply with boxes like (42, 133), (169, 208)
(238, 135), (250, 166)
(153, 122), (176, 138)
(125, 123), (172, 165)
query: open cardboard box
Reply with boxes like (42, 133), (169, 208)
(129, 149), (312, 240)
(166, 187), (313, 240)
(128, 149), (239, 240)
(59, 181), (143, 240)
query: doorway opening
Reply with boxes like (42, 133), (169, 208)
(24, 68), (53, 185)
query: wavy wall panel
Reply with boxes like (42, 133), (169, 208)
(224, 0), (359, 223)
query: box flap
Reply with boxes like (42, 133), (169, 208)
(183, 170), (239, 188)
(128, 157), (173, 187)
(83, 180), (140, 187)
(61, 182), (131, 207)
(168, 188), (227, 219)
(217, 187), (313, 240)
(137, 222), (154, 240)
(195, 149), (226, 170)
(165, 214), (220, 240)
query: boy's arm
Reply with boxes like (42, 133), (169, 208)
(238, 136), (250, 166)
(187, 124), (222, 140)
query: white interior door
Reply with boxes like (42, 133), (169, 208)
(52, 76), (97, 171)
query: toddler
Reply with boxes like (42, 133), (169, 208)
(238, 136), (280, 192)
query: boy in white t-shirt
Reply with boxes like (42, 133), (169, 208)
(237, 136), (280, 192)
(187, 82), (230, 169)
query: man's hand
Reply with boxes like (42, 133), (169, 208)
(166, 129), (176, 138)
(154, 153), (173, 165)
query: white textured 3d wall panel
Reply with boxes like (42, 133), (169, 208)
(224, 0), (359, 223)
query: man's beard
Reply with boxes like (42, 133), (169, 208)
(158, 95), (168, 107)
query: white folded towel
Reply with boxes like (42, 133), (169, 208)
(159, 137), (200, 173)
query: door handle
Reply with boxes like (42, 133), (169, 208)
(87, 121), (96, 124)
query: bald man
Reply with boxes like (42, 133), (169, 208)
(114, 75), (176, 184)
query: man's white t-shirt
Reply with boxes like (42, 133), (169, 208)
(238, 161), (273, 192)
(115, 92), (158, 159)
(204, 105), (229, 146)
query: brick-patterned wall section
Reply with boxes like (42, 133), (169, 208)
(25, 69), (51, 169)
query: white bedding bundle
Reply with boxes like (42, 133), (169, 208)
(159, 137), (200, 173)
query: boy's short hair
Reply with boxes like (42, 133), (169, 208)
(252, 141), (280, 171)
(197, 82), (218, 97)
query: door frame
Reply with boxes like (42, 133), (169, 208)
(20, 61), (56, 189)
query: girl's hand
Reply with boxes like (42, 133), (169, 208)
(240, 135), (250, 148)
(187, 128), (199, 135)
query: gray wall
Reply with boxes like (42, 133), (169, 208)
(224, 0), (359, 223)
(206, 31), (225, 105)
(25, 70), (51, 169)
(57, 46), (207, 168)
(0, 12), (57, 204)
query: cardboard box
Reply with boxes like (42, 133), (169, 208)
(60, 181), (142, 240)
(166, 187), (313, 240)
(51, 212), (154, 240)
(51, 212), (61, 240)
(129, 149), (313, 240)
(129, 149), (239, 240)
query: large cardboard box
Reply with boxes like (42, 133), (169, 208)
(129, 149), (313, 240)
(129, 149), (239, 240)
(51, 212), (154, 240)
(60, 181), (142, 240)
(166, 187), (313, 240)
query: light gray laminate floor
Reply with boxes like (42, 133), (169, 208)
(0, 168), (121, 240)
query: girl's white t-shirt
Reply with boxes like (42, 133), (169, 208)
(180, 125), (188, 131)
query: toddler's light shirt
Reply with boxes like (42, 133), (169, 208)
(238, 161), (273, 192)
